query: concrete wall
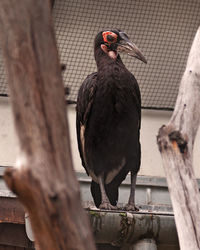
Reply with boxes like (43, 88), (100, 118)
(0, 96), (200, 178)
(0, 98), (19, 166)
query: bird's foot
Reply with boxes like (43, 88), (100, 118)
(124, 203), (139, 211)
(99, 202), (118, 210)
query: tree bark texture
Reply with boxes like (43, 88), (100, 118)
(157, 27), (200, 250)
(0, 1), (96, 250)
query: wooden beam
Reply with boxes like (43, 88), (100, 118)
(0, 245), (32, 250)
(0, 1), (95, 250)
(0, 198), (24, 224)
(0, 223), (34, 249)
(157, 27), (200, 250)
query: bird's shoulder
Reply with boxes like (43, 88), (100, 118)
(129, 73), (141, 129)
(129, 72), (141, 103)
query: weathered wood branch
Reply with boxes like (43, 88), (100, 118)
(0, 1), (95, 250)
(157, 27), (200, 250)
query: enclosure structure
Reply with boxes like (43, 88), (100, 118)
(0, 0), (200, 249)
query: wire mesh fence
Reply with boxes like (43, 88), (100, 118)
(0, 0), (200, 110)
(0, 47), (8, 96)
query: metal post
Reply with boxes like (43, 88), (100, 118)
(131, 239), (157, 250)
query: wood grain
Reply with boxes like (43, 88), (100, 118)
(157, 27), (200, 250)
(0, 1), (95, 250)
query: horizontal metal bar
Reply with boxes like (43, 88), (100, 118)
(24, 209), (177, 246)
(0, 94), (8, 97)
(0, 190), (16, 198)
(1, 168), (168, 187)
(76, 172), (169, 188)
(89, 210), (178, 246)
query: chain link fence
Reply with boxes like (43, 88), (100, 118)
(0, 0), (200, 110)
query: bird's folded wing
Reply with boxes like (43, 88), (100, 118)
(76, 72), (98, 172)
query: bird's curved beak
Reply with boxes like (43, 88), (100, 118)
(117, 32), (147, 64)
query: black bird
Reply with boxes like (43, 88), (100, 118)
(76, 29), (147, 210)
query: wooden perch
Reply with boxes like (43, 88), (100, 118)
(157, 27), (200, 250)
(0, 1), (95, 250)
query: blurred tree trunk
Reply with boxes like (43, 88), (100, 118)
(0, 1), (96, 250)
(157, 27), (200, 250)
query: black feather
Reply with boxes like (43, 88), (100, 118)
(76, 30), (141, 208)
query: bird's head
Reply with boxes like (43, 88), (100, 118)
(94, 29), (147, 63)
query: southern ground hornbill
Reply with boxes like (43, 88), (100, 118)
(76, 29), (147, 210)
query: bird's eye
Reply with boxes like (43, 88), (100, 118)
(107, 35), (115, 42)
(102, 31), (118, 44)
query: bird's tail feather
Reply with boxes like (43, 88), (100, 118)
(91, 167), (129, 207)
(91, 180), (119, 207)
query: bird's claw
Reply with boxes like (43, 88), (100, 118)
(124, 203), (139, 211)
(99, 202), (118, 210)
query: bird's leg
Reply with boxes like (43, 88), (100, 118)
(124, 171), (139, 211)
(98, 174), (118, 210)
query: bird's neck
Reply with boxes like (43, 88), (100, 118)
(95, 47), (124, 71)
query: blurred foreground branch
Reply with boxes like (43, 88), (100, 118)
(0, 1), (95, 250)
